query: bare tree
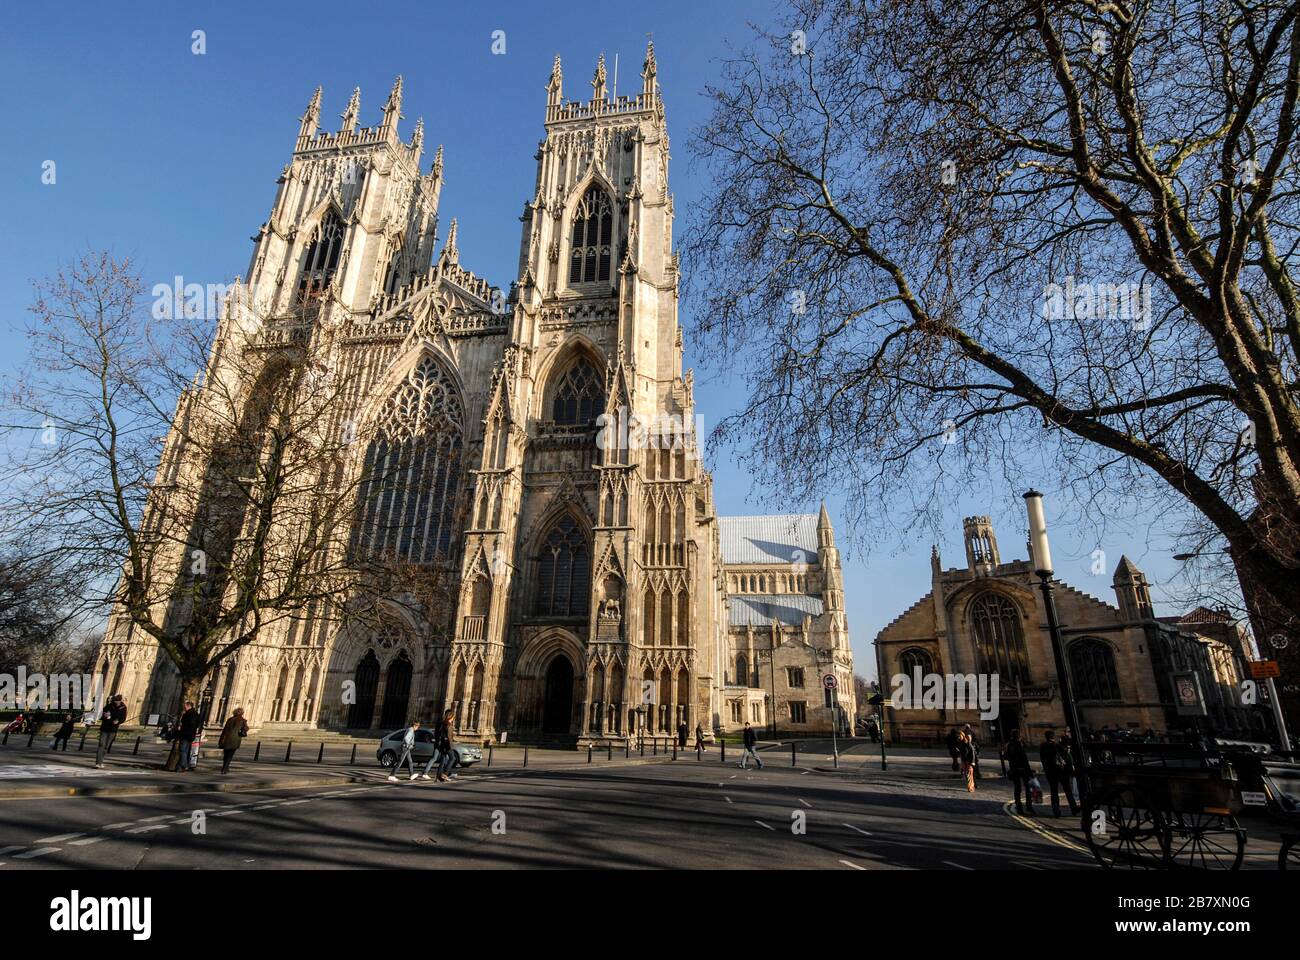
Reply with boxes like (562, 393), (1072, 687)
(686, 0), (1300, 689)
(0, 253), (451, 733)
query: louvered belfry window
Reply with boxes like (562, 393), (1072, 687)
(569, 187), (613, 285)
(297, 210), (345, 311)
(351, 356), (463, 565)
(535, 516), (590, 617)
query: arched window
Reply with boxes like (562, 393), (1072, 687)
(534, 516), (590, 617)
(297, 209), (345, 311)
(969, 591), (1030, 690)
(569, 187), (613, 284)
(1070, 637), (1122, 701)
(898, 647), (934, 677)
(350, 356), (463, 565)
(382, 240), (404, 296)
(550, 358), (604, 425)
(736, 654), (749, 688)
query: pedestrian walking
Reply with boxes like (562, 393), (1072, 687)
(957, 730), (977, 792)
(694, 722), (707, 752)
(434, 710), (458, 782)
(217, 707), (249, 774)
(1039, 730), (1078, 817)
(177, 701), (201, 771)
(388, 720), (420, 781)
(1003, 728), (1035, 814)
(50, 713), (75, 751)
(946, 726), (960, 772)
(677, 720), (688, 750)
(93, 694), (127, 769)
(738, 721), (764, 770)
(962, 723), (982, 777)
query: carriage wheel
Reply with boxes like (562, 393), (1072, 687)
(1082, 786), (1166, 869)
(1277, 835), (1299, 871)
(1162, 811), (1245, 871)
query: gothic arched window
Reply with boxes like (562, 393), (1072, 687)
(569, 187), (613, 285)
(1069, 637), (1122, 701)
(382, 239), (404, 296)
(969, 591), (1030, 690)
(297, 209), (345, 312)
(350, 356), (463, 565)
(550, 358), (604, 425)
(898, 647), (934, 677)
(534, 516), (590, 617)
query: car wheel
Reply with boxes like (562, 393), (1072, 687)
(378, 749), (396, 768)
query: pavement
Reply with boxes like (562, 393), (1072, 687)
(0, 738), (1284, 869)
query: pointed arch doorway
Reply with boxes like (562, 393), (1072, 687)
(542, 656), (575, 734)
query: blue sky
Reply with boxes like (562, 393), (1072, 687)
(0, 1), (1205, 676)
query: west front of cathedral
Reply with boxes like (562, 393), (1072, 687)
(95, 47), (857, 743)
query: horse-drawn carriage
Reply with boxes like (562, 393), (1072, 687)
(1079, 741), (1300, 870)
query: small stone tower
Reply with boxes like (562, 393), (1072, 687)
(963, 516), (1000, 575)
(1112, 555), (1154, 621)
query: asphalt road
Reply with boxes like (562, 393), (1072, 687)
(0, 757), (1095, 870)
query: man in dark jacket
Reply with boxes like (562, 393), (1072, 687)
(1003, 728), (1035, 814)
(94, 694), (127, 769)
(677, 721), (688, 749)
(946, 727), (961, 772)
(177, 701), (201, 771)
(738, 721), (764, 770)
(1039, 730), (1078, 817)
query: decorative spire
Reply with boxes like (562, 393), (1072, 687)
(382, 75), (403, 136)
(299, 86), (322, 138)
(430, 144), (444, 180)
(642, 37), (657, 94)
(547, 54), (563, 105)
(411, 117), (424, 159)
(340, 87), (361, 133)
(592, 53), (608, 101)
(442, 218), (459, 265)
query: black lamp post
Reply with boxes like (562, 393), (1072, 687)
(1023, 490), (1090, 796)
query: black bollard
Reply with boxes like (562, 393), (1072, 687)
(524, 746), (529, 768)
(607, 742), (612, 761)
(285, 741), (293, 763)
(1, 729), (8, 745)
(27, 728), (36, 748)
(624, 739), (629, 758)
(133, 735), (142, 755)
(588, 743), (593, 764)
(791, 741), (797, 767)
(79, 729), (87, 751)
(721, 739), (726, 764)
(697, 744), (702, 762)
(672, 739), (677, 760)
(317, 742), (325, 764)
(349, 743), (357, 765)
(653, 738), (658, 756)
(253, 740), (261, 761)
(488, 742), (493, 767)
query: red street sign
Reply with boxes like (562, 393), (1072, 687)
(822, 674), (838, 690)
(1249, 660), (1281, 680)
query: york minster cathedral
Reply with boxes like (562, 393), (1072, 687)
(95, 46), (856, 742)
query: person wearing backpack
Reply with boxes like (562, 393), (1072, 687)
(217, 708), (249, 774)
(93, 694), (127, 769)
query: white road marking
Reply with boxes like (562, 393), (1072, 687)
(943, 860), (974, 871)
(278, 799), (312, 806)
(843, 824), (872, 836)
(137, 815), (172, 822)
(35, 833), (84, 844)
(211, 809), (245, 817)
(724, 796), (732, 803)
(125, 824), (168, 834)
(754, 820), (774, 831)
(0, 846), (25, 855)
(70, 836), (107, 846)
(101, 822), (135, 830)
(14, 847), (59, 859)
(798, 798), (811, 807)
(839, 859), (866, 871)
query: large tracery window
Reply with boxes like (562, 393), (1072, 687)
(534, 516), (590, 617)
(569, 187), (613, 285)
(350, 356), (463, 565)
(297, 210), (345, 313)
(898, 648), (934, 677)
(1069, 637), (1122, 701)
(550, 358), (604, 425)
(969, 591), (1031, 690)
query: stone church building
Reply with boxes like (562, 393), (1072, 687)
(94, 47), (855, 742)
(875, 516), (1263, 745)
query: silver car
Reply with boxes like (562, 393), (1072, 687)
(376, 727), (482, 769)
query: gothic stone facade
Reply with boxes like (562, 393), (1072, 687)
(95, 48), (854, 741)
(875, 516), (1263, 745)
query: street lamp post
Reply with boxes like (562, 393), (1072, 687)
(1023, 490), (1090, 796)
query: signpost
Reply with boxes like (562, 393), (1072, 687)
(823, 674), (839, 762)
(1247, 660), (1290, 750)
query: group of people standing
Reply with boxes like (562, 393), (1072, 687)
(947, 724), (1081, 817)
(388, 709), (459, 783)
